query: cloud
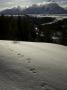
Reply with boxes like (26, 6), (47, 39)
(0, 0), (32, 4)
(36, 0), (67, 7)
(0, 0), (32, 10)
(37, 1), (52, 5)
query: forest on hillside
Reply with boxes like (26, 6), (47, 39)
(0, 15), (67, 46)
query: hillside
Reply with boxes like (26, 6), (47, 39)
(0, 40), (67, 90)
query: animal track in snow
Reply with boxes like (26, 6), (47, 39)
(40, 81), (56, 90)
(29, 67), (37, 74)
(17, 53), (21, 55)
(26, 58), (31, 63)
(40, 81), (47, 87)
(17, 53), (24, 57)
(13, 41), (19, 44)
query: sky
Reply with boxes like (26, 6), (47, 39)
(0, 0), (67, 11)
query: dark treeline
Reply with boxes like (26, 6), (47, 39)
(0, 15), (67, 46)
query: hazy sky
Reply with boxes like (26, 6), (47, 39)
(0, 0), (67, 10)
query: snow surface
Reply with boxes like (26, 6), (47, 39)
(0, 40), (67, 90)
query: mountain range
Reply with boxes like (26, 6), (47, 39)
(0, 3), (67, 15)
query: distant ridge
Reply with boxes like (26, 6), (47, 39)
(0, 3), (67, 15)
(0, 7), (23, 15)
(23, 3), (67, 14)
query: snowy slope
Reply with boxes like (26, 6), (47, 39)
(0, 40), (67, 90)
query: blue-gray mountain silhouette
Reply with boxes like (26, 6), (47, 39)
(0, 3), (67, 15)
